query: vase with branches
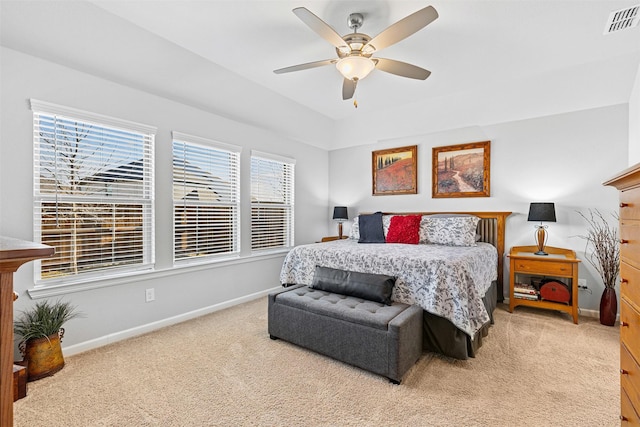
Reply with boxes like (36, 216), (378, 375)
(577, 209), (620, 326)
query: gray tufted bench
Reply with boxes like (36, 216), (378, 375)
(268, 284), (423, 384)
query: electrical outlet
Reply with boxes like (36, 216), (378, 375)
(578, 279), (587, 289)
(145, 288), (155, 302)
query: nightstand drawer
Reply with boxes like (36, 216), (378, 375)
(622, 388), (640, 425)
(622, 262), (640, 311)
(513, 259), (573, 276)
(622, 343), (640, 411)
(622, 221), (640, 270)
(622, 299), (640, 365)
(621, 187), (640, 220)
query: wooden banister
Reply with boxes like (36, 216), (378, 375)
(0, 237), (54, 426)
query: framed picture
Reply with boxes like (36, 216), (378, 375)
(432, 140), (490, 198)
(372, 145), (418, 195)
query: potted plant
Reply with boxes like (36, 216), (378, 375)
(577, 209), (620, 326)
(14, 299), (82, 381)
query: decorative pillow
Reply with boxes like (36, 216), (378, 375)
(311, 266), (396, 305)
(348, 216), (360, 240)
(358, 212), (385, 243)
(419, 214), (475, 244)
(349, 214), (392, 240)
(382, 214), (394, 239)
(420, 215), (480, 246)
(386, 215), (421, 244)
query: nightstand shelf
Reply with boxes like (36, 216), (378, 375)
(508, 245), (581, 324)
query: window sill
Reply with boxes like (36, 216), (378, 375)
(27, 251), (289, 299)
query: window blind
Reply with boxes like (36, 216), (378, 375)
(250, 152), (295, 251)
(172, 133), (240, 262)
(31, 100), (155, 284)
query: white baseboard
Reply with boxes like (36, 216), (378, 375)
(63, 286), (281, 357)
(502, 299), (616, 320)
(65, 292), (613, 357)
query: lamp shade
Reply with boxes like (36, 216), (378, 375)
(527, 203), (556, 222)
(336, 56), (375, 81)
(332, 206), (348, 221)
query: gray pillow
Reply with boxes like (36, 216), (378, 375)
(311, 266), (396, 305)
(358, 212), (385, 243)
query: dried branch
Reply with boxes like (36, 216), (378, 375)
(577, 209), (620, 289)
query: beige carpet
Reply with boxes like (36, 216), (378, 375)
(14, 299), (619, 427)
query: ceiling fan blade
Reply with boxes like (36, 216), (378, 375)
(374, 58), (431, 80)
(293, 7), (349, 52)
(342, 78), (356, 100)
(364, 6), (438, 53)
(274, 59), (336, 74)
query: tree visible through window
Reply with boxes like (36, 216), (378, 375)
(250, 152), (295, 251)
(32, 101), (155, 284)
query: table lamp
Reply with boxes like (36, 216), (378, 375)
(527, 202), (556, 255)
(332, 206), (349, 239)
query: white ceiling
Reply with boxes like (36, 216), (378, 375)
(2, 0), (639, 150)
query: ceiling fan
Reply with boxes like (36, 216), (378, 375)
(274, 6), (438, 101)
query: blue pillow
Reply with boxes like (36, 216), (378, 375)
(358, 212), (385, 243)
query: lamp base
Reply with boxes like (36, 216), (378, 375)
(534, 225), (549, 256)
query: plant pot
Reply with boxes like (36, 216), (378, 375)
(599, 287), (617, 326)
(22, 331), (65, 381)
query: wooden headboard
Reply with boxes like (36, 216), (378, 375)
(373, 211), (512, 300)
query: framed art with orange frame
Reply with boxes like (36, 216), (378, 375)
(432, 140), (490, 198)
(372, 145), (418, 195)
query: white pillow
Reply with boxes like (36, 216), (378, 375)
(382, 214), (394, 239)
(420, 215), (480, 246)
(348, 216), (359, 239)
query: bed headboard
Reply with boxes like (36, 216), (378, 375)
(375, 211), (512, 300)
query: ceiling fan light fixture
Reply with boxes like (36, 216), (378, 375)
(336, 56), (375, 81)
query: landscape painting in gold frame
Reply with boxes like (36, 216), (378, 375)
(432, 140), (490, 198)
(372, 145), (418, 195)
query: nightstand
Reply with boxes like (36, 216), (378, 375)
(320, 236), (348, 242)
(508, 245), (581, 323)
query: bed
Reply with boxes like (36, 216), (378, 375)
(279, 211), (511, 359)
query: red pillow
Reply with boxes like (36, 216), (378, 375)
(386, 215), (421, 244)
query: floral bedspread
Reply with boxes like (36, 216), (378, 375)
(279, 239), (498, 337)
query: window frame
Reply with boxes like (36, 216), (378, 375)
(250, 150), (295, 252)
(171, 131), (241, 264)
(31, 99), (156, 288)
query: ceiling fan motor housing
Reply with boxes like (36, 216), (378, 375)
(336, 33), (372, 58)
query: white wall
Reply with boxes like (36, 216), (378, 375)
(329, 105), (628, 312)
(630, 64), (640, 165)
(0, 47), (330, 354)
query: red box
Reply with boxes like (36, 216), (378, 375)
(540, 280), (571, 304)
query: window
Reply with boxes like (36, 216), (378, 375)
(172, 132), (240, 262)
(31, 100), (155, 284)
(250, 151), (295, 251)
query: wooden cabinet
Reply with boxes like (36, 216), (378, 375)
(508, 246), (580, 324)
(604, 162), (640, 425)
